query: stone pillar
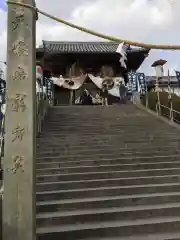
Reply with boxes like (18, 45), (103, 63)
(3, 1), (36, 240)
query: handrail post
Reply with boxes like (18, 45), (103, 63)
(145, 86), (148, 109)
(169, 98), (173, 121)
(156, 76), (161, 115)
(3, 1), (36, 239)
(168, 70), (173, 121)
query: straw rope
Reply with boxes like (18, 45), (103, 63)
(7, 1), (180, 50)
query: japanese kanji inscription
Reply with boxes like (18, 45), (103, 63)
(11, 155), (25, 174)
(9, 93), (27, 112)
(12, 66), (28, 81)
(12, 7), (25, 31)
(12, 39), (28, 56)
(12, 125), (25, 142)
(3, 0), (36, 238)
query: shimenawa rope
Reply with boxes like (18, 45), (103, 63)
(6, 0), (180, 50)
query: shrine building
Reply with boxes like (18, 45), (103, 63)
(36, 41), (150, 105)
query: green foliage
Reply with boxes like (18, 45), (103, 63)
(141, 91), (180, 123)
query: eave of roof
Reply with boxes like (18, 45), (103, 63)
(41, 40), (150, 54)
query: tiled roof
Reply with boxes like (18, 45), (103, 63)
(42, 41), (150, 54)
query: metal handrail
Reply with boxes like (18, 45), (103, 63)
(159, 104), (180, 123)
(36, 78), (54, 136)
(140, 86), (180, 124)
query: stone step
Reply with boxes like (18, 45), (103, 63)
(36, 150), (180, 158)
(84, 232), (180, 240)
(36, 105), (180, 239)
(36, 174), (180, 191)
(43, 120), (175, 125)
(44, 122), (167, 126)
(46, 109), (147, 113)
(43, 119), (161, 123)
(36, 217), (180, 239)
(46, 109), (148, 114)
(48, 113), (145, 117)
(39, 138), (178, 145)
(46, 112), (149, 117)
(36, 182), (180, 201)
(36, 167), (180, 182)
(48, 105), (136, 110)
(43, 116), (162, 120)
(37, 136), (180, 144)
(38, 142), (180, 150)
(36, 155), (180, 165)
(42, 126), (177, 131)
(36, 192), (180, 213)
(43, 128), (162, 134)
(42, 126), (175, 133)
(36, 161), (180, 175)
(41, 120), (174, 127)
(40, 129), (179, 136)
(45, 116), (169, 122)
(44, 116), (157, 120)
(44, 115), (163, 120)
(45, 111), (149, 115)
(44, 113), (164, 119)
(36, 145), (180, 155)
(36, 203), (180, 228)
(43, 120), (170, 125)
(36, 156), (180, 169)
(45, 112), (151, 116)
(37, 139), (179, 147)
(45, 112), (152, 116)
(39, 136), (179, 143)
(37, 141), (179, 149)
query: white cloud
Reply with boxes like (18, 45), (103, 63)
(0, 0), (180, 76)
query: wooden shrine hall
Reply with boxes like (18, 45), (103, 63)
(36, 41), (150, 105)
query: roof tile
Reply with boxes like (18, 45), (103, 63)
(43, 41), (149, 54)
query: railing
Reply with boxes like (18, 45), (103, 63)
(36, 87), (48, 136)
(137, 85), (180, 124)
(36, 77), (54, 136)
(157, 104), (180, 124)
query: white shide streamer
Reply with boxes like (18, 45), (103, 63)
(51, 74), (87, 90)
(88, 74), (124, 97)
(116, 42), (128, 69)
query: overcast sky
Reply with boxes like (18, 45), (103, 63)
(0, 0), (180, 76)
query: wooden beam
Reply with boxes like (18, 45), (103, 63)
(3, 0), (36, 239)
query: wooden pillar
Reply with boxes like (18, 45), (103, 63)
(70, 90), (73, 105)
(3, 1), (36, 240)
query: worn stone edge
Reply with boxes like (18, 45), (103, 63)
(135, 103), (180, 130)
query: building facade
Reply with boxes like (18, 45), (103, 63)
(36, 41), (150, 105)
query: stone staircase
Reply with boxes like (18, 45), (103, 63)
(36, 105), (180, 239)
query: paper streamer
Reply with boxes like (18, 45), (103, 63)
(51, 74), (87, 90)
